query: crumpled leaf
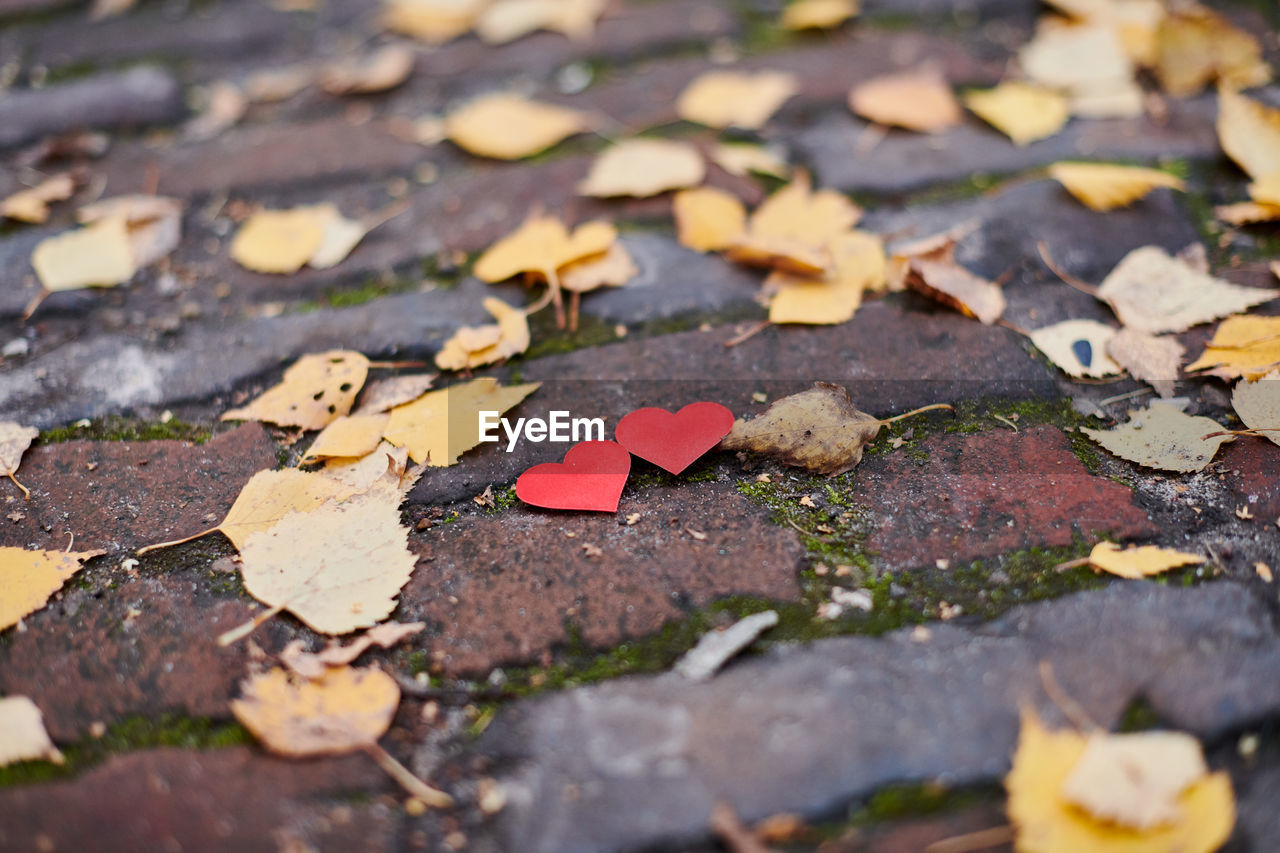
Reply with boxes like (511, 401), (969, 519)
(1082, 400), (1233, 472)
(0, 422), (40, 499)
(726, 172), (861, 274)
(383, 377), (540, 465)
(1232, 369), (1280, 447)
(222, 350), (370, 430)
(355, 374), (438, 415)
(1217, 87), (1280, 182)
(1154, 7), (1270, 97)
(78, 194), (183, 269)
(1097, 246), (1279, 334)
(474, 213), (615, 285)
(781, 0), (857, 30)
(1019, 22), (1141, 118)
(1007, 710), (1233, 853)
(1187, 315), (1280, 380)
(560, 241), (638, 292)
(904, 257), (1005, 324)
(766, 230), (885, 324)
(676, 70), (798, 130)
(578, 139), (705, 198)
(31, 216), (135, 293)
(231, 204), (367, 273)
(710, 143), (789, 179)
(849, 67), (961, 133)
(1106, 327), (1183, 397)
(435, 297), (530, 370)
(720, 382), (881, 476)
(302, 414), (392, 463)
(445, 93), (589, 160)
(963, 82), (1070, 146)
(1, 547), (105, 630)
(673, 187), (747, 252)
(0, 696), (63, 767)
(321, 44), (415, 95)
(1030, 320), (1123, 378)
(1082, 541), (1203, 579)
(1048, 162), (1184, 211)
(383, 0), (486, 44)
(232, 665), (398, 755)
(474, 0), (604, 44)
(282, 622), (425, 680)
(0, 174), (75, 223)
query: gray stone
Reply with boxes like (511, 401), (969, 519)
(0, 67), (184, 149)
(468, 582), (1280, 853)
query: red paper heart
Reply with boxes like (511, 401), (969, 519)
(614, 402), (736, 475)
(515, 441), (632, 512)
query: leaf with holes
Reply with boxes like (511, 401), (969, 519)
(222, 350), (369, 430)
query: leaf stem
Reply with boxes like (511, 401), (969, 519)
(1036, 241), (1099, 297)
(135, 526), (218, 555)
(8, 472), (31, 500)
(216, 604), (284, 647)
(364, 742), (453, 807)
(877, 403), (954, 425)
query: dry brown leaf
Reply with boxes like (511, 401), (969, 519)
(1098, 246), (1279, 334)
(355, 374), (438, 414)
(445, 94), (589, 160)
(963, 82), (1070, 146)
(1048, 162), (1185, 211)
(849, 68), (961, 133)
(676, 70), (798, 130)
(1029, 319), (1123, 378)
(1155, 8), (1270, 97)
(184, 81), (248, 141)
(1082, 400), (1233, 472)
(435, 297), (530, 370)
(282, 622), (425, 679)
(904, 257), (1005, 324)
(1217, 87), (1280, 182)
(303, 414), (391, 463)
(78, 194), (183, 269)
(321, 44), (415, 95)
(475, 0), (605, 43)
(1107, 327), (1183, 396)
(383, 377), (540, 465)
(31, 216), (135, 294)
(781, 0), (857, 30)
(383, 0), (486, 44)
(0, 696), (63, 767)
(720, 382), (881, 476)
(1082, 541), (1203, 579)
(710, 143), (789, 179)
(0, 174), (75, 223)
(1, 547), (105, 630)
(1232, 369), (1280, 448)
(578, 139), (705, 198)
(673, 187), (747, 252)
(222, 350), (370, 430)
(1188, 315), (1280, 380)
(0, 422), (39, 500)
(560, 241), (638, 292)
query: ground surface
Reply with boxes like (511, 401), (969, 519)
(1, 0), (1279, 851)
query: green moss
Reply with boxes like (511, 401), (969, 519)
(850, 780), (1003, 824)
(484, 486), (519, 514)
(1118, 697), (1163, 733)
(38, 416), (211, 444)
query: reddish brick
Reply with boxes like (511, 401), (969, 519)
(1220, 438), (1280, 525)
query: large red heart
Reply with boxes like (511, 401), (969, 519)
(515, 441), (632, 512)
(614, 402), (735, 475)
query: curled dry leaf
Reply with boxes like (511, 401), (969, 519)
(445, 93), (589, 160)
(355, 374), (437, 415)
(1216, 87), (1280, 183)
(848, 68), (961, 133)
(1231, 370), (1280, 448)
(1080, 541), (1203, 579)
(435, 296), (530, 370)
(0, 173), (75, 223)
(1098, 246), (1279, 334)
(222, 350), (370, 430)
(303, 414), (391, 463)
(0, 422), (40, 499)
(383, 0), (486, 44)
(766, 230), (885, 325)
(963, 82), (1070, 146)
(560, 241), (637, 292)
(474, 214), (615, 285)
(676, 70), (798, 130)
(904, 257), (1005, 324)
(1187, 315), (1280, 380)
(1029, 320), (1123, 378)
(321, 44), (415, 95)
(673, 187), (746, 253)
(0, 696), (63, 767)
(710, 143), (789, 179)
(233, 666), (400, 756)
(1155, 8), (1270, 97)
(781, 0), (857, 30)
(383, 377), (540, 465)
(1106, 327), (1183, 397)
(282, 622), (426, 680)
(1, 547), (105, 630)
(578, 139), (705, 198)
(1082, 400), (1233, 473)
(1048, 162), (1184, 211)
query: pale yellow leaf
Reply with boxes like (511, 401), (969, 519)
(963, 82), (1070, 146)
(0, 422), (39, 498)
(1232, 369), (1280, 447)
(1062, 731), (1207, 827)
(282, 622), (425, 679)
(1020, 22), (1134, 96)
(767, 270), (862, 325)
(321, 44), (415, 95)
(0, 547), (105, 630)
(0, 174), (75, 223)
(0, 697), (63, 767)
(849, 68), (961, 133)
(215, 469), (358, 553)
(747, 171), (861, 247)
(1187, 315), (1280, 380)
(355, 374), (437, 415)
(77, 194), (184, 269)
(309, 210), (368, 270)
(1215, 200), (1280, 225)
(1098, 246), (1279, 334)
(673, 187), (746, 252)
(724, 234), (831, 276)
(1217, 87), (1280, 182)
(230, 206), (330, 274)
(383, 377), (541, 465)
(435, 296), (530, 370)
(1106, 327), (1183, 397)
(1155, 8), (1270, 97)
(1082, 401), (1233, 472)
(222, 350), (370, 430)
(560, 241), (637, 292)
(445, 93), (589, 160)
(781, 0), (857, 30)
(1085, 541), (1204, 579)
(382, 0), (485, 44)
(578, 139), (705, 198)
(475, 0), (604, 43)
(721, 382), (880, 476)
(710, 143), (789, 179)
(1030, 320), (1123, 378)
(473, 214), (616, 283)
(1249, 175), (1280, 206)
(323, 443), (411, 492)
(31, 216), (136, 292)
(676, 70), (798, 130)
(232, 666), (399, 755)
(303, 414), (391, 463)
(1048, 162), (1184, 211)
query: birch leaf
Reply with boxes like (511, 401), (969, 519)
(383, 0), (486, 44)
(0, 697), (63, 767)
(673, 187), (746, 252)
(1048, 162), (1184, 211)
(1217, 87), (1280, 182)
(1187, 315), (1280, 380)
(0, 422), (39, 499)
(230, 206), (329, 274)
(222, 350), (370, 430)
(78, 194), (184, 270)
(232, 666), (399, 755)
(1232, 369), (1280, 447)
(578, 139), (705, 198)
(1215, 201), (1280, 225)
(1, 547), (105, 630)
(31, 216), (136, 293)
(355, 374), (438, 415)
(383, 377), (540, 465)
(781, 0), (857, 30)
(445, 94), (589, 160)
(964, 82), (1070, 146)
(676, 70), (798, 130)
(560, 241), (638, 292)
(435, 297), (530, 371)
(473, 214), (615, 284)
(1106, 328), (1183, 397)
(905, 258), (1005, 324)
(710, 143), (789, 179)
(1084, 542), (1203, 579)
(849, 68), (961, 133)
(303, 414), (392, 463)
(1030, 320), (1124, 378)
(1082, 401), (1233, 472)
(1155, 9), (1270, 97)
(282, 622), (425, 679)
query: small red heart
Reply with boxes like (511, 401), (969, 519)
(614, 402), (735, 475)
(515, 441), (632, 512)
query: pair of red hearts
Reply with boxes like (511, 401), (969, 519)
(515, 402), (734, 513)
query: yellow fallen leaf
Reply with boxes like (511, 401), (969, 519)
(746, 170), (862, 248)
(1019, 22), (1136, 107)
(1, 547), (105, 630)
(766, 270), (863, 325)
(1030, 320), (1124, 378)
(849, 67), (961, 133)
(578, 139), (705, 198)
(1217, 87), (1280, 182)
(303, 413), (391, 463)
(1098, 246), (1279, 334)
(233, 666), (399, 756)
(710, 143), (789, 179)
(445, 93), (589, 160)
(964, 82), (1070, 146)
(474, 214), (615, 285)
(1215, 200), (1280, 225)
(30, 216), (136, 293)
(1082, 400), (1233, 472)
(724, 234), (831, 276)
(781, 0), (857, 30)
(383, 377), (540, 465)
(0, 422), (39, 500)
(904, 257), (1005, 324)
(0, 696), (63, 767)
(673, 187), (746, 252)
(282, 622), (425, 680)
(1084, 541), (1203, 579)
(355, 374), (437, 415)
(1048, 162), (1184, 211)
(0, 174), (75, 223)
(383, 0), (485, 44)
(321, 44), (416, 95)
(475, 0), (605, 43)
(560, 241), (637, 292)
(78, 194), (184, 270)
(435, 296), (530, 371)
(676, 70), (798, 130)
(309, 209), (370, 270)
(230, 206), (329, 274)
(1062, 729), (1209, 828)
(1232, 369), (1280, 448)
(1188, 315), (1280, 380)
(1106, 327), (1183, 397)
(1155, 8), (1270, 97)
(222, 350), (370, 430)
(1007, 710), (1233, 853)
(323, 443), (412, 492)
(1248, 175), (1280, 206)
